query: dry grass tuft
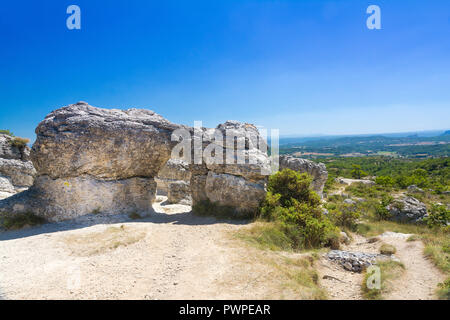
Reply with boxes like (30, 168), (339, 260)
(63, 225), (146, 256)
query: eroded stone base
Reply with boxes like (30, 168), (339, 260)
(0, 175), (156, 221)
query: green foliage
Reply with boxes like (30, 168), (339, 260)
(260, 169), (339, 249)
(1, 212), (46, 230)
(321, 157), (450, 192)
(328, 203), (361, 231)
(350, 164), (368, 179)
(437, 279), (450, 300)
(279, 134), (450, 158)
(379, 243), (397, 255)
(375, 175), (395, 187)
(0, 129), (14, 136)
(362, 260), (405, 300)
(374, 195), (393, 221)
(265, 169), (320, 208)
(425, 204), (450, 228)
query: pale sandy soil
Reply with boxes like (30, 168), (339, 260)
(0, 197), (309, 300)
(0, 197), (445, 300)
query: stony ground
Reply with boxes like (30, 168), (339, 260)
(0, 197), (301, 299)
(317, 232), (445, 300)
(0, 196), (445, 300)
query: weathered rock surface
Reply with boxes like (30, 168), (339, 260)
(407, 185), (424, 194)
(0, 134), (36, 200)
(1, 102), (183, 221)
(386, 196), (428, 223)
(189, 121), (270, 214)
(156, 159), (192, 204)
(1, 103), (271, 221)
(31, 102), (181, 180)
(336, 177), (375, 186)
(327, 250), (395, 273)
(0, 175), (155, 221)
(279, 155), (328, 196)
(204, 172), (266, 214)
(167, 181), (192, 205)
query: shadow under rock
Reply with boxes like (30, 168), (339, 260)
(0, 206), (251, 241)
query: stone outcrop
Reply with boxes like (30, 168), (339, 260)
(407, 185), (424, 194)
(327, 250), (396, 273)
(0, 102), (183, 221)
(386, 196), (428, 223)
(279, 155), (328, 196)
(187, 121), (270, 216)
(0, 134), (36, 199)
(336, 177), (375, 186)
(0, 103), (271, 221)
(156, 159), (192, 205)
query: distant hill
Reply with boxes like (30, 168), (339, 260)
(279, 133), (450, 158)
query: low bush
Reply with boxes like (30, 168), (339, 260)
(424, 204), (450, 228)
(379, 243), (396, 255)
(437, 279), (450, 300)
(260, 169), (340, 250)
(1, 212), (46, 230)
(362, 260), (405, 299)
(10, 137), (30, 148)
(0, 129), (14, 136)
(328, 203), (361, 231)
(374, 195), (393, 221)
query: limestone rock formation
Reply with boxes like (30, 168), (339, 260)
(336, 177), (375, 186)
(156, 159), (192, 205)
(1, 102), (183, 221)
(386, 196), (428, 223)
(279, 155), (328, 196)
(167, 181), (191, 205)
(1, 103), (271, 221)
(407, 185), (424, 194)
(188, 121), (270, 215)
(0, 134), (36, 199)
(205, 172), (266, 214)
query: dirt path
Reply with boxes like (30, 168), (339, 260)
(317, 232), (445, 300)
(0, 197), (305, 300)
(0, 197), (445, 300)
(380, 232), (445, 300)
(317, 234), (379, 300)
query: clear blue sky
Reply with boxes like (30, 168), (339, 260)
(1, 0), (449, 141)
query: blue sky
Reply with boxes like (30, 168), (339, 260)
(0, 0), (449, 140)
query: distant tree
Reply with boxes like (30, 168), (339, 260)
(350, 164), (368, 179)
(375, 175), (394, 187)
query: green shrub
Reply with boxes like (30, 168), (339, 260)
(260, 169), (339, 249)
(375, 176), (395, 187)
(437, 278), (450, 300)
(350, 164), (368, 179)
(425, 204), (450, 228)
(379, 243), (396, 255)
(0, 129), (14, 136)
(1, 212), (46, 230)
(329, 205), (361, 231)
(374, 195), (393, 220)
(265, 169), (320, 208)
